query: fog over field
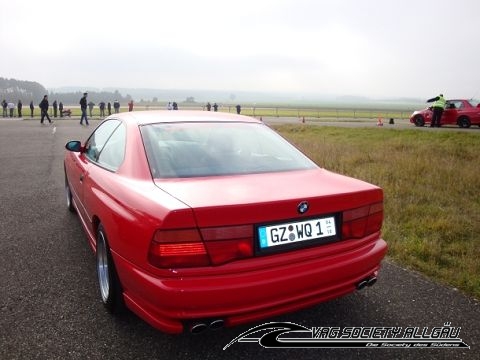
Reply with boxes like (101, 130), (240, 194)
(1, 0), (480, 100)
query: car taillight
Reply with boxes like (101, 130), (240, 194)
(148, 225), (254, 268)
(342, 202), (383, 239)
(148, 228), (210, 268)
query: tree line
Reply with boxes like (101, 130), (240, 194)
(48, 89), (132, 105)
(0, 77), (47, 103)
(0, 77), (132, 105)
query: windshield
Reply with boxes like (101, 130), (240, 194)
(140, 122), (317, 178)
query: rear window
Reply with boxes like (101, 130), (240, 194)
(140, 122), (317, 178)
(468, 99), (479, 107)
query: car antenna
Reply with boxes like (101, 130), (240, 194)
(471, 89), (480, 100)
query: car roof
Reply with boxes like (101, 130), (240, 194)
(109, 110), (263, 125)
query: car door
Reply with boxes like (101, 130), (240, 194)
(65, 146), (91, 221)
(442, 101), (458, 125)
(80, 119), (124, 234)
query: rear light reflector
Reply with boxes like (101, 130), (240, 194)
(201, 225), (253, 265)
(204, 238), (253, 265)
(342, 202), (383, 239)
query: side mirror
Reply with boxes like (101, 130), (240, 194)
(65, 140), (83, 152)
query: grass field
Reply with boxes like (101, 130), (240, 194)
(273, 124), (480, 299)
(18, 104), (415, 121)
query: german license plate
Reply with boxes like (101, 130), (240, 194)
(258, 216), (336, 249)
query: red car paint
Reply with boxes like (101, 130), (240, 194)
(64, 110), (387, 334)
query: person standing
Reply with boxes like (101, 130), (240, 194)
(128, 100), (134, 112)
(213, 103), (218, 112)
(79, 92), (89, 125)
(29, 101), (34, 117)
(59, 101), (64, 117)
(17, 100), (23, 118)
(8, 102), (15, 117)
(113, 100), (120, 113)
(88, 101), (95, 117)
(39, 95), (52, 124)
(107, 102), (112, 115)
(236, 104), (241, 114)
(99, 101), (106, 117)
(52, 100), (58, 118)
(1, 100), (7, 117)
(427, 93), (446, 127)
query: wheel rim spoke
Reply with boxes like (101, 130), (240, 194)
(97, 233), (110, 302)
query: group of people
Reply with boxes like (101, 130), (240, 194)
(2, 98), (62, 120)
(2, 93), (131, 125)
(4, 96), (245, 124)
(39, 95), (85, 124)
(204, 102), (242, 114)
(2, 97), (71, 122)
(81, 94), (124, 124)
(1, 99), (25, 118)
(35, 93), (127, 126)
(205, 102), (218, 112)
(79, 93), (132, 125)
(166, 102), (178, 110)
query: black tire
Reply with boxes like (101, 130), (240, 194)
(96, 224), (124, 314)
(457, 116), (471, 128)
(65, 172), (76, 213)
(413, 115), (425, 127)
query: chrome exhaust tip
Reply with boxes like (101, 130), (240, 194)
(209, 319), (224, 330)
(367, 276), (377, 287)
(356, 280), (368, 290)
(356, 276), (378, 290)
(190, 323), (208, 334)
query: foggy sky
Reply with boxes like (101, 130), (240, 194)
(1, 0), (480, 99)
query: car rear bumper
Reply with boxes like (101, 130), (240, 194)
(113, 236), (387, 334)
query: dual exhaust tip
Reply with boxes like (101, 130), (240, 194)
(356, 276), (377, 290)
(189, 319), (224, 334)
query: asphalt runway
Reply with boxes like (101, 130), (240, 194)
(0, 118), (479, 360)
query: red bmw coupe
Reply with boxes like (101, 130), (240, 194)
(410, 99), (480, 128)
(64, 111), (387, 334)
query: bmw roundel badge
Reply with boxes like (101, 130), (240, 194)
(297, 201), (309, 214)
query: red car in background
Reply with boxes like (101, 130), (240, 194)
(64, 110), (387, 334)
(410, 99), (480, 128)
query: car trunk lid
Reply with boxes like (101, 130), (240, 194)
(154, 168), (382, 226)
